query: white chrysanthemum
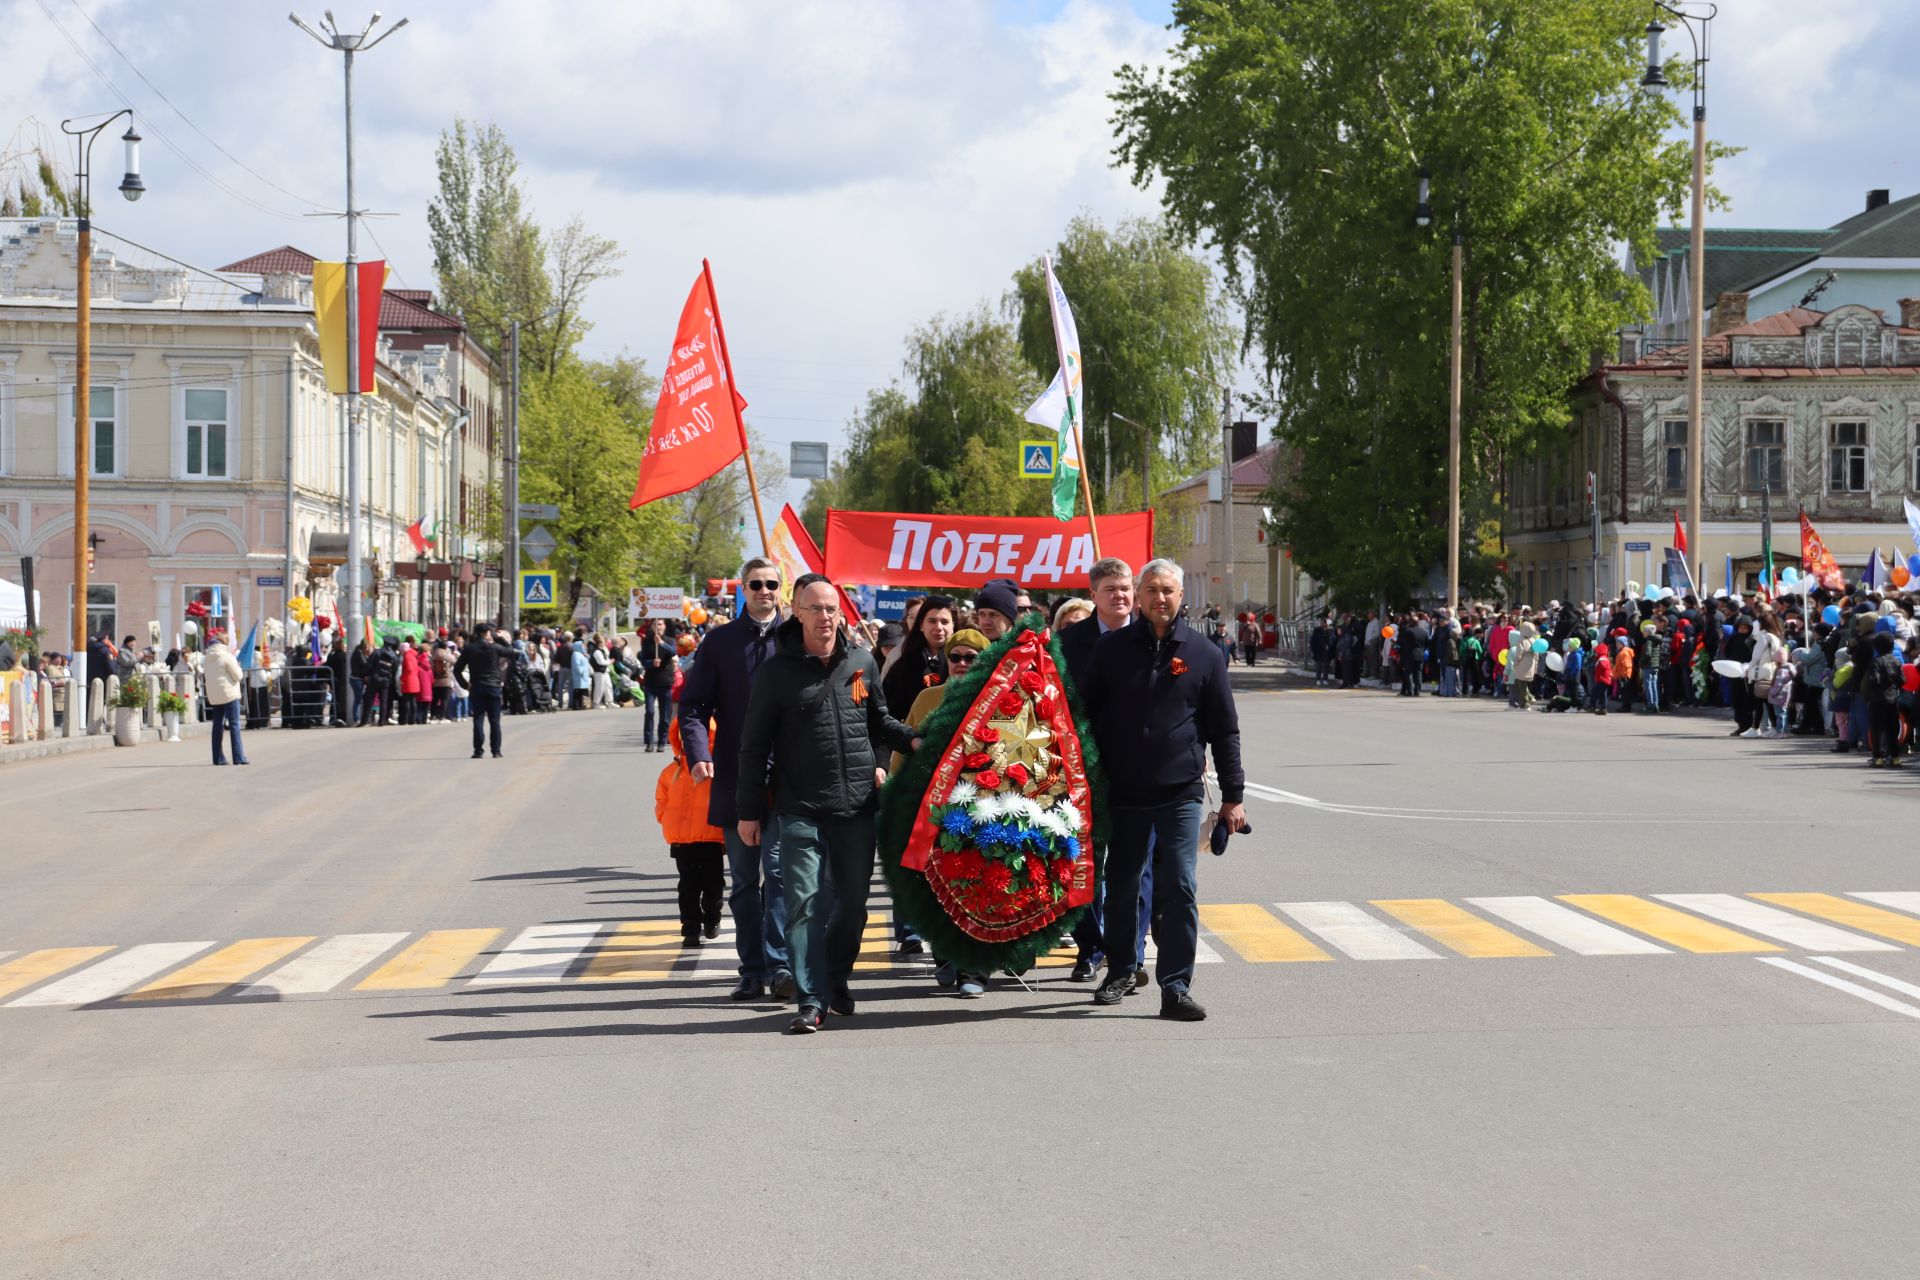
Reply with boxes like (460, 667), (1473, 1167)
(949, 780), (980, 806)
(971, 792), (1008, 819)
(1034, 808), (1070, 837)
(1055, 800), (1082, 830)
(1005, 795), (1043, 824)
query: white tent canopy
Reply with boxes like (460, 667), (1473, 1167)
(0, 576), (40, 630)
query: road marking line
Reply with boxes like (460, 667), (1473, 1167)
(1654, 894), (1895, 952)
(1757, 956), (1920, 1020)
(1750, 894), (1920, 948)
(1559, 895), (1780, 953)
(122, 937), (316, 1001)
(1370, 899), (1550, 958)
(7, 942), (217, 1007)
(1275, 902), (1441, 960)
(1847, 892), (1920, 918)
(356, 929), (502, 990)
(470, 923), (611, 984)
(1464, 897), (1669, 955)
(0, 947), (116, 1000)
(1199, 904), (1331, 962)
(575, 922), (681, 983)
(242, 932), (413, 995)
(1142, 936), (1225, 964)
(1808, 956), (1920, 1002)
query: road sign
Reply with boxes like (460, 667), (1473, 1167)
(518, 570), (558, 609)
(516, 503), (560, 522)
(1624, 541), (1652, 552)
(790, 441), (830, 479)
(871, 588), (919, 620)
(256, 575), (284, 587)
(1019, 440), (1056, 477)
(521, 524), (559, 565)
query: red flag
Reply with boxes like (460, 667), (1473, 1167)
(1800, 509), (1846, 590)
(630, 261), (750, 508)
(1672, 509), (1687, 557)
(405, 517), (429, 556)
(768, 503), (862, 627)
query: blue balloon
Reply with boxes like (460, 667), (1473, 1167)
(1909, 553), (1920, 577)
(1823, 605), (1842, 625)
(1531, 637), (1549, 654)
(1722, 623), (1734, 637)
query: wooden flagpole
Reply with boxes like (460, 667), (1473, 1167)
(1043, 254), (1100, 557)
(701, 258), (771, 556)
(1071, 410), (1100, 557)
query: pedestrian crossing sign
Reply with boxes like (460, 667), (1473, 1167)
(518, 570), (557, 608)
(1019, 440), (1056, 478)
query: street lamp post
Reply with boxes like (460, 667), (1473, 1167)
(291, 10), (408, 651)
(57, 110), (142, 713)
(1414, 165), (1464, 613)
(1643, 3), (1715, 591)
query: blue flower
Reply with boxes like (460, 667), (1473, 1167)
(941, 810), (974, 836)
(1063, 836), (1082, 861)
(979, 821), (1018, 851)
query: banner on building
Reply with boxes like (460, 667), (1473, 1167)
(313, 261), (387, 394)
(824, 509), (1154, 590)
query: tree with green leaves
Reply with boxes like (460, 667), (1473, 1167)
(1009, 215), (1236, 513)
(1113, 0), (1712, 606)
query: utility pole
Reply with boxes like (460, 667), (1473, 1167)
(1221, 383), (1234, 613)
(292, 11), (408, 649)
(1447, 230), (1464, 613)
(505, 320), (520, 631)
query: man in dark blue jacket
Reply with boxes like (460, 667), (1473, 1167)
(679, 557), (793, 1001)
(1081, 558), (1245, 1022)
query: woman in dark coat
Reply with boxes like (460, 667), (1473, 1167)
(881, 594), (956, 720)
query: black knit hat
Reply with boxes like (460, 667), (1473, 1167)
(975, 579), (1021, 626)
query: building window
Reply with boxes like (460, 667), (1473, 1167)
(184, 388), (229, 478)
(1662, 419), (1687, 493)
(1744, 419), (1785, 493)
(1828, 420), (1869, 493)
(90, 385), (118, 476)
(85, 584), (117, 642)
(1913, 424), (1920, 492)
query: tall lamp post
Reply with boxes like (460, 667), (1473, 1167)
(291, 10), (408, 652)
(57, 111), (143, 703)
(1413, 165), (1464, 613)
(1642, 3), (1715, 590)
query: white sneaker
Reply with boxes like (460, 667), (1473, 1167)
(1739, 729), (1760, 739)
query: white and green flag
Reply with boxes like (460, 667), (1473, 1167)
(1024, 255), (1085, 521)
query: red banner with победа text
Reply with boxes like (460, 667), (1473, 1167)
(823, 509), (1154, 590)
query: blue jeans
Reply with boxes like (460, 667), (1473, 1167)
(1075, 828), (1156, 965)
(208, 700), (246, 764)
(777, 811), (874, 1011)
(1643, 669), (1662, 711)
(725, 817), (789, 983)
(1103, 799), (1202, 993)
(643, 688), (672, 745)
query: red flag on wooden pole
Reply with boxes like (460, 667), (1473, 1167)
(630, 262), (751, 510)
(1672, 509), (1687, 558)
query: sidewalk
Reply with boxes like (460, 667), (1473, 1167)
(0, 720), (203, 767)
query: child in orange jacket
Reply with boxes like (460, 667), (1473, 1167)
(656, 716), (726, 947)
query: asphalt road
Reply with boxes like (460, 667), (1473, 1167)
(3, 674), (1917, 1279)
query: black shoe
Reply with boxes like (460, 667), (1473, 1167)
(897, 937), (925, 957)
(1093, 968), (1132, 1005)
(730, 976), (766, 1001)
(491, 751), (503, 758)
(827, 994), (856, 1017)
(770, 971), (797, 1001)
(472, 751), (484, 759)
(1068, 957), (1098, 982)
(1132, 966), (1149, 992)
(786, 1007), (823, 1034)
(703, 920), (720, 940)
(682, 933), (702, 948)
(1160, 989), (1208, 1022)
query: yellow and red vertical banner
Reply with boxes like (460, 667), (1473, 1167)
(767, 503), (861, 627)
(313, 261), (387, 394)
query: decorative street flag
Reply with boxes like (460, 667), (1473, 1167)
(1861, 547), (1887, 592)
(235, 621), (261, 670)
(630, 261), (750, 509)
(313, 261), (387, 394)
(1759, 482), (1774, 596)
(765, 503), (862, 627)
(1799, 509), (1846, 590)
(1905, 496), (1920, 554)
(406, 516), (431, 556)
(1039, 255), (1085, 522)
(1672, 509), (1687, 557)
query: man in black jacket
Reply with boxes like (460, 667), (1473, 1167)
(1081, 558), (1246, 1022)
(735, 574), (919, 1033)
(453, 627), (515, 758)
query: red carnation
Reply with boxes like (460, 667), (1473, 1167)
(984, 862), (1012, 893)
(974, 725), (1001, 744)
(973, 769), (1002, 790)
(1005, 762), (1030, 787)
(946, 849), (986, 880)
(1054, 858), (1076, 885)
(996, 690), (1024, 716)
(1018, 670), (1045, 694)
(965, 751), (993, 770)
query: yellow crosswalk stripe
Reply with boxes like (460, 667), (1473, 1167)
(854, 921), (895, 971)
(1751, 894), (1920, 948)
(1200, 903), (1332, 962)
(0, 947), (115, 1000)
(1034, 944), (1078, 969)
(575, 921), (681, 983)
(355, 929), (502, 990)
(123, 937), (317, 1001)
(1371, 899), (1550, 958)
(1559, 895), (1780, 953)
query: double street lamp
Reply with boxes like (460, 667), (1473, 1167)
(57, 110), (144, 687)
(1642, 3), (1715, 590)
(1414, 165), (1464, 613)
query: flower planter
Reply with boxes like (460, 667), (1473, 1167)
(111, 706), (143, 747)
(162, 710), (182, 742)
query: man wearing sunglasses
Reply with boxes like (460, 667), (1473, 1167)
(679, 557), (796, 1002)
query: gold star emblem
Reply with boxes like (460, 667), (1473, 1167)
(985, 691), (1053, 785)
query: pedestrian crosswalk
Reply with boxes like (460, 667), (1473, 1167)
(6, 891), (1920, 1010)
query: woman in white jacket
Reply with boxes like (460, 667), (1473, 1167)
(1747, 610), (1788, 738)
(202, 639), (249, 765)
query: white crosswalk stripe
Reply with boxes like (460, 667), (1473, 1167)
(1850, 892), (1920, 916)
(470, 923), (611, 984)
(7, 942), (217, 1007)
(1654, 894), (1896, 952)
(1465, 896), (1670, 955)
(1276, 901), (1442, 960)
(242, 933), (411, 996)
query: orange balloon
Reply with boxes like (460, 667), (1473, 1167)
(1382, 624), (1397, 639)
(1894, 563), (1913, 588)
(689, 606), (709, 625)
